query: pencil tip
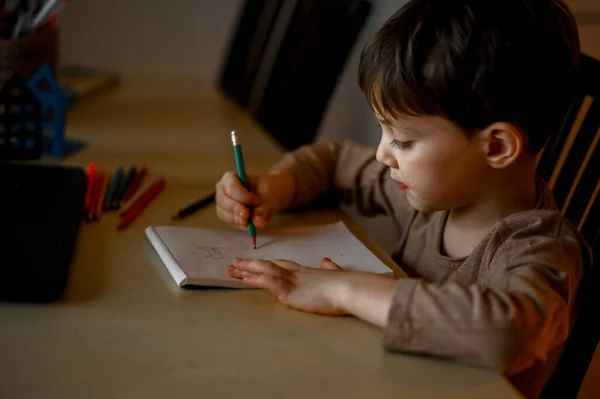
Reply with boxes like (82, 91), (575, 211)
(251, 236), (256, 249)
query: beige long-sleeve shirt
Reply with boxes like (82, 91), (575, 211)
(272, 139), (591, 399)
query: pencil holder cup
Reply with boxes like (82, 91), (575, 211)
(0, 28), (58, 87)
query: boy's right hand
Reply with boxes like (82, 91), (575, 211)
(215, 169), (296, 231)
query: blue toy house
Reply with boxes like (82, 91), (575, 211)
(27, 63), (85, 157)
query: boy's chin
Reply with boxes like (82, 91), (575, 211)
(406, 193), (443, 213)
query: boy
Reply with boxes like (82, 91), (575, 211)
(215, 0), (591, 397)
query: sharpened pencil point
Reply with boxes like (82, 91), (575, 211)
(251, 236), (256, 249)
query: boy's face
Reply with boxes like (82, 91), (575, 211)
(375, 114), (489, 213)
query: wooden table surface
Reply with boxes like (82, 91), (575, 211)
(0, 72), (522, 399)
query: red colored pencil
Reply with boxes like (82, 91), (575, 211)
(118, 178), (165, 230)
(120, 165), (148, 205)
(87, 172), (104, 221)
(84, 163), (97, 211)
(118, 174), (162, 216)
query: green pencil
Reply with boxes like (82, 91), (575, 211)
(231, 130), (257, 249)
(105, 166), (124, 210)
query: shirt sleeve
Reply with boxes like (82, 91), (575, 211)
(271, 139), (414, 225)
(382, 216), (587, 375)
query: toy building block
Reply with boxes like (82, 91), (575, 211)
(27, 63), (86, 157)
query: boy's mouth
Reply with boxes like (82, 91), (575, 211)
(392, 178), (408, 190)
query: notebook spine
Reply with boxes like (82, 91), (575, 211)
(144, 226), (188, 286)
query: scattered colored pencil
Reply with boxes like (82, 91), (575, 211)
(171, 192), (215, 220)
(118, 178), (165, 230)
(95, 171), (110, 220)
(84, 162), (96, 211)
(120, 165), (147, 205)
(118, 174), (163, 216)
(81, 164), (166, 229)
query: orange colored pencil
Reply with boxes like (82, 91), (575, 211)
(118, 178), (166, 230)
(94, 172), (110, 220)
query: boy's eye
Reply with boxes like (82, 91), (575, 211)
(389, 139), (412, 150)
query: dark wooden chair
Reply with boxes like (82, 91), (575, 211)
(219, 0), (372, 150)
(218, 0), (285, 109)
(538, 52), (600, 399)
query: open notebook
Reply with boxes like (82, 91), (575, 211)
(145, 221), (393, 289)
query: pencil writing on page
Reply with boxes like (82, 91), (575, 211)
(231, 130), (256, 249)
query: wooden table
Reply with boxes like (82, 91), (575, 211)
(0, 73), (522, 399)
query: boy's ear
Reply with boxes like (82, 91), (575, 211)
(480, 122), (526, 169)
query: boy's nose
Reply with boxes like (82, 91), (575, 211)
(376, 139), (399, 169)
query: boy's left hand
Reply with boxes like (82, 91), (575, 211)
(227, 257), (349, 316)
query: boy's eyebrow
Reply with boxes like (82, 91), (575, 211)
(375, 113), (410, 127)
(377, 117), (415, 133)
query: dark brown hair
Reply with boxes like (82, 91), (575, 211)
(358, 0), (580, 153)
